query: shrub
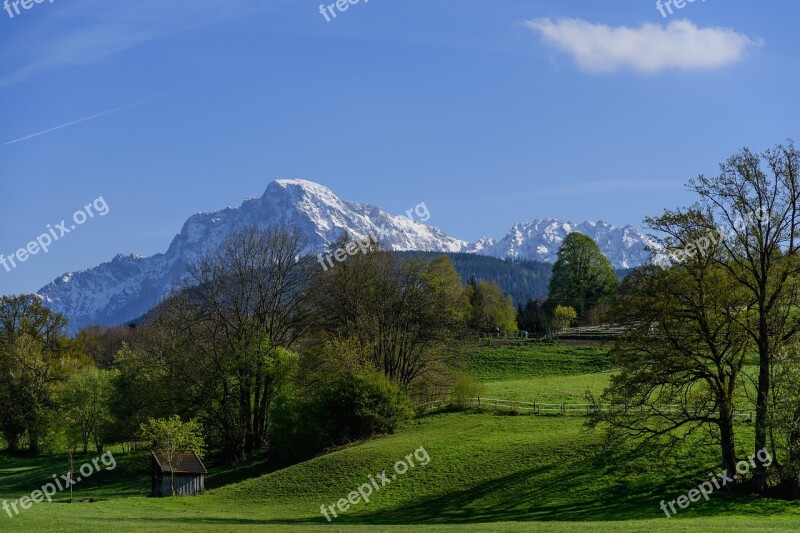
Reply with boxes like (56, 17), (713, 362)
(451, 374), (484, 409)
(270, 366), (414, 463)
(552, 305), (577, 331)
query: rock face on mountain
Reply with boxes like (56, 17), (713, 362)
(37, 179), (654, 332)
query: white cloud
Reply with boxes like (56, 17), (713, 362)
(525, 18), (762, 74)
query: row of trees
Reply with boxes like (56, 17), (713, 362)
(593, 141), (800, 496)
(0, 296), (99, 455)
(0, 229), (519, 462)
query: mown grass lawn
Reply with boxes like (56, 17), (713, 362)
(2, 342), (798, 532)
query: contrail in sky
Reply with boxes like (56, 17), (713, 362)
(5, 87), (187, 145)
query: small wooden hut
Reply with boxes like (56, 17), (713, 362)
(151, 450), (207, 497)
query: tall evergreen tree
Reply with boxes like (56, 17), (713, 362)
(547, 232), (618, 319)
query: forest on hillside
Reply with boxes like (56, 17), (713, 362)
(400, 252), (631, 306)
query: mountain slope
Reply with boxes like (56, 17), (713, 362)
(36, 179), (654, 332)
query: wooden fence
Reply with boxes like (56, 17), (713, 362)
(422, 397), (755, 421)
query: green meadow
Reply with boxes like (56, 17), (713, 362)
(2, 342), (798, 532)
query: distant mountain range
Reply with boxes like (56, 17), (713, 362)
(36, 179), (655, 332)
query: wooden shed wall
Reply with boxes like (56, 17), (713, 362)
(152, 474), (205, 497)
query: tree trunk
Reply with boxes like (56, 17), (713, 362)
(256, 382), (271, 448)
(253, 371), (264, 448)
(787, 404), (800, 498)
(5, 434), (19, 452)
(754, 326), (771, 494)
(719, 403), (738, 490)
(241, 372), (254, 454)
(28, 429), (40, 456)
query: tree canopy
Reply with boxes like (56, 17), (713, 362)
(547, 232), (618, 319)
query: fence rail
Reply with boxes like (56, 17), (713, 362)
(553, 325), (627, 337)
(421, 397), (755, 420)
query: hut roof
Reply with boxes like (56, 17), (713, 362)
(151, 451), (207, 475)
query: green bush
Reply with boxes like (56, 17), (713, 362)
(270, 366), (414, 463)
(451, 374), (484, 409)
(327, 369), (412, 437)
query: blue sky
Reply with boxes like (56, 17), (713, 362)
(1, 0), (797, 295)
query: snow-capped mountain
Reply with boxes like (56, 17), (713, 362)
(466, 219), (652, 269)
(36, 179), (654, 332)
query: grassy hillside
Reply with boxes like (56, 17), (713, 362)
(459, 342), (613, 381)
(2, 343), (799, 532)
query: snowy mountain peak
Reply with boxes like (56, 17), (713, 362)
(36, 179), (654, 332)
(272, 178), (337, 195)
(471, 218), (654, 268)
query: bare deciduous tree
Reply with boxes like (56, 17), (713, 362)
(311, 241), (468, 397)
(146, 226), (312, 458)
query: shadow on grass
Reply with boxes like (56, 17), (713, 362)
(58, 516), (326, 527)
(205, 449), (274, 489)
(335, 442), (792, 526)
(1, 448), (283, 500)
(0, 451), (150, 498)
